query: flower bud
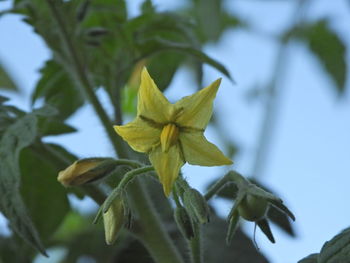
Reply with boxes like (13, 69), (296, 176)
(237, 194), (268, 222)
(174, 206), (194, 240)
(58, 158), (116, 186)
(103, 198), (125, 245)
(183, 188), (210, 224)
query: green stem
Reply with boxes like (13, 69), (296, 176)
(190, 224), (202, 263)
(251, 0), (311, 179)
(46, 0), (127, 158)
(103, 166), (154, 212)
(46, 2), (184, 262)
(128, 181), (185, 263)
(204, 173), (230, 201)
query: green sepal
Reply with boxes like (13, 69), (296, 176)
(183, 188), (210, 224)
(226, 211), (240, 245)
(174, 206), (194, 240)
(257, 219), (275, 243)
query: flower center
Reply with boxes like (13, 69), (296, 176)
(160, 123), (179, 153)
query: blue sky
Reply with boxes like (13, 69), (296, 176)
(1, 0), (350, 262)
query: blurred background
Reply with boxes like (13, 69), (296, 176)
(1, 0), (350, 262)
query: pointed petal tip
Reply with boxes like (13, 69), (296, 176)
(162, 182), (172, 197)
(141, 66), (150, 78)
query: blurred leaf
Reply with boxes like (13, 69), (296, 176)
(148, 51), (184, 91)
(189, 0), (242, 43)
(298, 254), (319, 263)
(0, 62), (18, 91)
(115, 239), (154, 263)
(141, 0), (155, 15)
(139, 38), (232, 80)
(53, 211), (91, 242)
(203, 215), (268, 263)
(318, 227), (350, 263)
(0, 236), (31, 262)
(297, 19), (347, 94)
(32, 60), (84, 120)
(37, 119), (77, 137)
(0, 114), (47, 255)
(20, 148), (70, 242)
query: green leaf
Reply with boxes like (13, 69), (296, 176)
(0, 114), (47, 256)
(318, 227), (350, 263)
(147, 51), (184, 91)
(20, 148), (70, 242)
(139, 38), (232, 81)
(189, 0), (243, 43)
(0, 62), (18, 91)
(32, 60), (84, 120)
(37, 119), (77, 136)
(298, 19), (347, 94)
(298, 254), (319, 263)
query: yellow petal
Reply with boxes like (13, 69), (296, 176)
(179, 132), (232, 166)
(137, 68), (173, 123)
(114, 117), (160, 153)
(175, 78), (221, 129)
(149, 145), (184, 196)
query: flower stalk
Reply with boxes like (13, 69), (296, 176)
(46, 1), (185, 262)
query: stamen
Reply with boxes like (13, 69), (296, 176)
(160, 124), (179, 152)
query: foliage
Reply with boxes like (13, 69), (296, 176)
(0, 0), (348, 262)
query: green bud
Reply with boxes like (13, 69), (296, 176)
(174, 207), (194, 240)
(58, 158), (117, 186)
(103, 198), (124, 245)
(237, 194), (268, 222)
(183, 188), (210, 224)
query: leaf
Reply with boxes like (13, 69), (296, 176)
(0, 62), (18, 91)
(0, 114), (47, 255)
(19, 148), (70, 242)
(32, 60), (84, 120)
(298, 254), (319, 263)
(298, 19), (347, 94)
(139, 38), (232, 81)
(37, 119), (77, 136)
(189, 0), (243, 43)
(147, 51), (184, 91)
(318, 227), (350, 263)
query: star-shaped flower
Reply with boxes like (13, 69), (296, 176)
(114, 68), (232, 196)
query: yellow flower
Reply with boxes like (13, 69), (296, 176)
(114, 68), (233, 196)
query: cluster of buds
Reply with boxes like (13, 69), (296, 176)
(58, 158), (131, 245)
(173, 178), (210, 240)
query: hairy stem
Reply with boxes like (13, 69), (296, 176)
(46, 0), (127, 158)
(190, 224), (202, 263)
(46, 1), (184, 262)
